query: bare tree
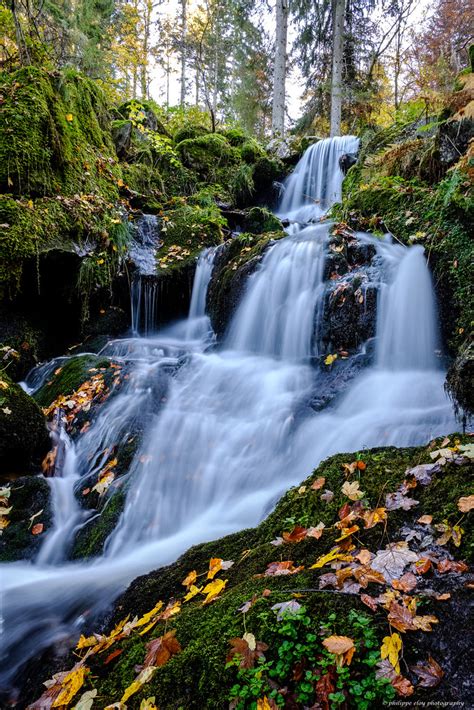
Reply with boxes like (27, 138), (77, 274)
(271, 0), (289, 137)
(329, 0), (345, 136)
(180, 0), (187, 105)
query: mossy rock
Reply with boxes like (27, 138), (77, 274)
(252, 155), (285, 194)
(0, 66), (121, 199)
(243, 207), (282, 234)
(158, 200), (225, 273)
(446, 339), (474, 418)
(0, 309), (45, 380)
(0, 374), (49, 472)
(33, 354), (113, 409)
(219, 127), (248, 147)
(176, 134), (239, 182)
(173, 124), (209, 144)
(0, 475), (52, 561)
(70, 488), (126, 560)
(240, 138), (265, 164)
(59, 439), (473, 709)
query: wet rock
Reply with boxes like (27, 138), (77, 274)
(0, 475), (52, 561)
(321, 279), (378, 351)
(439, 118), (474, 166)
(446, 339), (474, 420)
(0, 375), (49, 472)
(112, 120), (132, 159)
(310, 349), (373, 411)
(339, 153), (358, 174)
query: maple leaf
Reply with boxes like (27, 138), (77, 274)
(264, 560), (304, 576)
(417, 514), (433, 525)
(381, 633), (402, 674)
(341, 480), (364, 501)
(436, 558), (468, 574)
(207, 557), (233, 579)
(227, 635), (268, 669)
(52, 663), (88, 708)
(271, 600), (302, 620)
(410, 656), (444, 687)
(324, 353), (337, 365)
(360, 593), (378, 611)
(311, 476), (326, 490)
(392, 572), (417, 592)
(414, 557), (432, 574)
(71, 689), (97, 710)
(134, 601), (164, 630)
(202, 578), (227, 604)
(371, 542), (419, 582)
(322, 635), (355, 667)
(435, 520), (464, 546)
(311, 548), (352, 569)
(282, 525), (307, 543)
(392, 675), (414, 696)
(181, 570), (197, 588)
(457, 495), (474, 513)
(353, 565), (386, 588)
(385, 491), (419, 511)
(387, 601), (438, 633)
(335, 524), (359, 541)
(361, 507), (387, 529)
(143, 630), (181, 668)
(121, 666), (156, 703)
(307, 522), (325, 539)
(183, 584), (202, 602)
(321, 489), (334, 503)
(405, 463), (440, 485)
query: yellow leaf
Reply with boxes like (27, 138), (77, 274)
(183, 584), (202, 602)
(322, 635), (355, 666)
(27, 199), (33, 209)
(52, 665), (87, 707)
(182, 570), (197, 588)
(257, 698), (272, 710)
(207, 557), (223, 579)
(76, 634), (97, 650)
(324, 353), (338, 366)
(135, 601), (164, 629)
(140, 698), (158, 710)
(380, 633), (402, 674)
(66, 113), (74, 122)
(121, 666), (156, 703)
(201, 578), (227, 604)
(310, 548), (352, 569)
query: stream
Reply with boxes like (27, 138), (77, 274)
(0, 136), (456, 693)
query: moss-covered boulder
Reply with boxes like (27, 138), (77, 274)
(0, 475), (52, 561)
(22, 437), (473, 708)
(0, 374), (49, 471)
(446, 339), (474, 419)
(176, 133), (239, 182)
(33, 354), (113, 409)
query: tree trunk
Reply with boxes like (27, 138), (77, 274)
(330, 0), (345, 137)
(180, 0), (187, 105)
(271, 0), (289, 138)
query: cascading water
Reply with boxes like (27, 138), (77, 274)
(0, 136), (456, 695)
(278, 135), (360, 222)
(129, 214), (161, 335)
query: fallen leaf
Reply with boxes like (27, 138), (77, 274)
(307, 522), (325, 539)
(104, 648), (123, 665)
(72, 688), (98, 710)
(341, 480), (364, 501)
(381, 633), (402, 674)
(263, 560), (304, 576)
(435, 521), (464, 547)
(52, 664), (88, 707)
(31, 523), (44, 535)
(361, 507), (387, 529)
(201, 578), (227, 604)
(311, 548), (351, 569)
(282, 525), (307, 543)
(324, 354), (338, 365)
(388, 601), (438, 633)
(437, 558), (468, 574)
(66, 113), (74, 121)
(183, 584), (202, 602)
(360, 593), (378, 611)
(392, 674), (414, 696)
(410, 656), (444, 688)
(385, 491), (419, 511)
(227, 635), (268, 669)
(392, 572), (417, 592)
(143, 630), (181, 668)
(458, 495), (474, 513)
(414, 557), (432, 574)
(311, 477), (326, 490)
(322, 635), (355, 666)
(121, 666), (156, 703)
(321, 489), (334, 503)
(417, 514), (433, 525)
(371, 542), (419, 582)
(181, 570), (197, 588)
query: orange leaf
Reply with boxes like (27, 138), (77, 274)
(32, 523), (44, 535)
(143, 630), (181, 668)
(263, 560), (304, 576)
(282, 525), (307, 543)
(311, 477), (326, 490)
(181, 570), (197, 588)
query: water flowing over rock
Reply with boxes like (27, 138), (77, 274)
(0, 136), (456, 694)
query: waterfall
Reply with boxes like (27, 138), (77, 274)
(376, 244), (439, 370)
(129, 214), (161, 335)
(226, 224), (327, 359)
(0, 137), (456, 693)
(278, 135), (359, 222)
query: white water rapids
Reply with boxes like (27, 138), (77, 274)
(0, 137), (456, 693)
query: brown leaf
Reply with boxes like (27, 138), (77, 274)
(315, 670), (336, 710)
(410, 656), (444, 688)
(320, 489), (334, 503)
(361, 507), (387, 529)
(144, 630), (181, 668)
(227, 636), (268, 669)
(437, 558), (468, 574)
(311, 477), (326, 491)
(417, 514), (433, 525)
(458, 495), (474, 513)
(31, 523), (44, 535)
(282, 525), (307, 543)
(353, 566), (386, 588)
(388, 601), (438, 633)
(307, 522), (325, 539)
(263, 561), (304, 576)
(414, 557), (432, 575)
(360, 593), (378, 611)
(391, 572), (417, 592)
(392, 675), (414, 696)
(104, 648), (123, 665)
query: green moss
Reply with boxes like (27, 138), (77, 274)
(0, 373), (49, 471)
(240, 139), (265, 164)
(173, 124), (209, 144)
(230, 163), (255, 206)
(89, 440), (473, 708)
(176, 134), (239, 183)
(0, 475), (52, 561)
(33, 354), (112, 408)
(219, 127), (248, 147)
(252, 155), (284, 193)
(71, 489), (125, 559)
(243, 207), (282, 234)
(158, 200), (225, 273)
